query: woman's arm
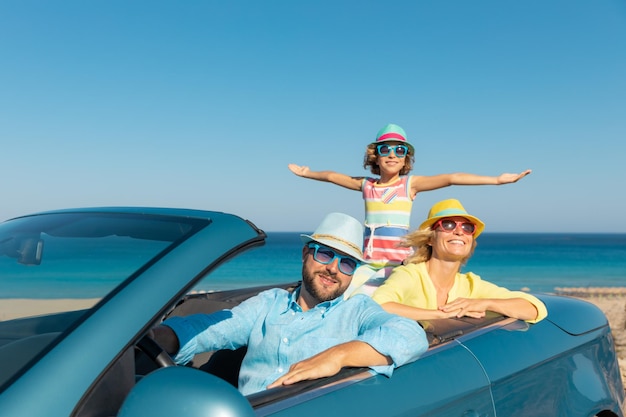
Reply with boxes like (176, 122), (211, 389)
(380, 301), (450, 320)
(441, 297), (539, 321)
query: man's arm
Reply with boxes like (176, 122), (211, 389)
(267, 340), (389, 389)
(150, 325), (180, 355)
(267, 300), (429, 389)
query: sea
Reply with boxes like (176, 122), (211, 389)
(207, 232), (626, 294)
(3, 232), (626, 298)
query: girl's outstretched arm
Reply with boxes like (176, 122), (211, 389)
(288, 163), (363, 191)
(410, 169), (532, 195)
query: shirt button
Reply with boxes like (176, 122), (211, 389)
(282, 337), (289, 343)
(278, 368), (283, 373)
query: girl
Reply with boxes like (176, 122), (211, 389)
(289, 123), (530, 295)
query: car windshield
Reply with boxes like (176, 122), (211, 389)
(0, 211), (207, 321)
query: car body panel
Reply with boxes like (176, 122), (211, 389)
(464, 317), (621, 416)
(539, 293), (609, 335)
(119, 366), (256, 417)
(256, 342), (496, 417)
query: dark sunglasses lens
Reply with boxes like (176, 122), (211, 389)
(377, 144), (390, 156)
(440, 220), (457, 231)
(461, 223), (476, 234)
(339, 258), (358, 274)
(315, 248), (334, 263)
(395, 146), (408, 157)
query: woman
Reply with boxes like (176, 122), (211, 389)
(372, 199), (547, 323)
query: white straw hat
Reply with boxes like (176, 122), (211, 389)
(300, 213), (365, 262)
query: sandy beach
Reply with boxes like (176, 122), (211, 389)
(1, 289), (625, 387)
(0, 298), (100, 321)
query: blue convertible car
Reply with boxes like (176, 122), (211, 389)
(0, 207), (623, 416)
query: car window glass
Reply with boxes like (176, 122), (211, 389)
(0, 211), (207, 389)
(189, 232), (302, 294)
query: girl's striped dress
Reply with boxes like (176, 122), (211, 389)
(362, 175), (414, 269)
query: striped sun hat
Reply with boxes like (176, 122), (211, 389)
(370, 123), (414, 154)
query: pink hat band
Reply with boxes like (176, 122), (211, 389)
(377, 132), (407, 143)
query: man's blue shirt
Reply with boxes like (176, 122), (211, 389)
(164, 286), (427, 395)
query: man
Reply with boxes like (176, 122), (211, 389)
(152, 212), (428, 395)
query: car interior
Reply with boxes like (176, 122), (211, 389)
(132, 281), (509, 408)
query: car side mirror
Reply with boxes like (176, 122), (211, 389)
(118, 366), (255, 417)
(17, 237), (44, 265)
(0, 236), (44, 265)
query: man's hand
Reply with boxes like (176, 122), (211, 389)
(266, 341), (390, 390)
(266, 350), (342, 389)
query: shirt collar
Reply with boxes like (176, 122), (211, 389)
(286, 285), (345, 316)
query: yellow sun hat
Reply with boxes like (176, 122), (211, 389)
(419, 199), (485, 237)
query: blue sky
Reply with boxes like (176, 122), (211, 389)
(1, 1), (625, 233)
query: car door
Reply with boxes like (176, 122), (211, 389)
(256, 340), (496, 417)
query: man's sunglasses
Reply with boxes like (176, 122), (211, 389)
(307, 243), (360, 275)
(434, 219), (476, 235)
(376, 144), (409, 158)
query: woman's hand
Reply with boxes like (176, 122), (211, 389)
(440, 298), (488, 319)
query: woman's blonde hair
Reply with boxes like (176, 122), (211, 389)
(401, 226), (477, 265)
(363, 143), (414, 176)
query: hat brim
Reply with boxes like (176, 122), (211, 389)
(300, 234), (366, 263)
(419, 213), (485, 237)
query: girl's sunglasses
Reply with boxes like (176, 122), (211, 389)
(307, 243), (360, 275)
(376, 144), (409, 158)
(434, 219), (476, 235)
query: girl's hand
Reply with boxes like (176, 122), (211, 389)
(288, 164), (311, 177)
(498, 169), (532, 184)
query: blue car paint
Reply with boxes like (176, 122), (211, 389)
(119, 367), (255, 417)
